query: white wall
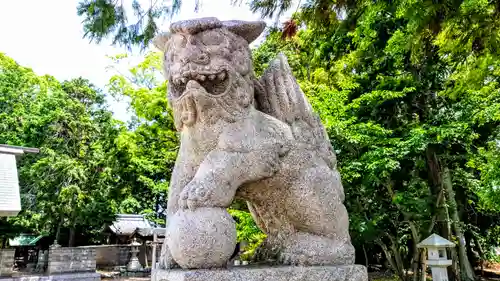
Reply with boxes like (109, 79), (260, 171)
(0, 154), (21, 217)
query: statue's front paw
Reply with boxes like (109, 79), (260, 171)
(178, 180), (212, 210)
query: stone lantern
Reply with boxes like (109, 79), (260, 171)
(417, 233), (455, 281)
(127, 238), (143, 271)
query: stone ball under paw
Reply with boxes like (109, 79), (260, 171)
(167, 207), (237, 269)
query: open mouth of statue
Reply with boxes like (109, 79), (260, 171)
(171, 69), (230, 98)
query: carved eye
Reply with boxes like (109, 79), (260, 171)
(200, 30), (223, 46)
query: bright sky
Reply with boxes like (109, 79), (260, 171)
(0, 0), (295, 122)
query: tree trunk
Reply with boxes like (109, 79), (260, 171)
(450, 247), (460, 281)
(407, 221), (421, 281)
(387, 234), (407, 281)
(420, 249), (427, 281)
(442, 167), (475, 281)
(68, 227), (76, 247)
(465, 232), (479, 273)
(426, 150), (459, 280)
(376, 239), (406, 281)
(68, 195), (78, 247)
(385, 181), (419, 281)
(438, 169), (457, 280)
(55, 219), (62, 245)
(363, 244), (369, 269)
(426, 149), (450, 240)
(474, 235), (484, 277)
(420, 207), (438, 281)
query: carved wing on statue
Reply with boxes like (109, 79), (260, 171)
(254, 53), (337, 169)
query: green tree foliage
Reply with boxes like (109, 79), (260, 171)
(0, 49), (260, 250)
(105, 51), (178, 226)
(0, 53), (123, 245)
(75, 0), (273, 50)
(0, 50), (178, 245)
(3, 1), (500, 277)
(250, 0), (500, 280)
(77, 0), (191, 50)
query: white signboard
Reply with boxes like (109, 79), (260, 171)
(0, 153), (22, 216)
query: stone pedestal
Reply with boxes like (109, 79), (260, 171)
(0, 250), (15, 277)
(151, 265), (367, 281)
(0, 272), (101, 281)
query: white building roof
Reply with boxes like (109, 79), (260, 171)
(0, 144), (39, 155)
(108, 214), (153, 236)
(135, 227), (166, 238)
(417, 234), (455, 248)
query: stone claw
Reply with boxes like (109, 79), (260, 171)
(280, 249), (311, 266)
(278, 235), (356, 266)
(178, 180), (212, 210)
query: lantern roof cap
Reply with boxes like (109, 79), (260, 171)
(417, 234), (455, 248)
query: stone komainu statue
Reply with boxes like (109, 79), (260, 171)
(154, 17), (355, 268)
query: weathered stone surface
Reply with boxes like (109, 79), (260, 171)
(47, 246), (97, 274)
(82, 245), (132, 269)
(0, 249), (15, 276)
(154, 17), (355, 269)
(0, 272), (101, 281)
(167, 207), (237, 269)
(152, 265), (367, 281)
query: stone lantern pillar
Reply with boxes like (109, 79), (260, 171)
(127, 238), (143, 271)
(417, 233), (455, 281)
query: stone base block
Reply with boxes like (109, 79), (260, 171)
(152, 265), (367, 281)
(0, 272), (100, 281)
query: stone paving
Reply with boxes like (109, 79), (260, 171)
(102, 277), (149, 281)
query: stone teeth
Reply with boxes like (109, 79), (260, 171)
(180, 78), (187, 84)
(209, 75), (216, 80)
(217, 72), (226, 80)
(197, 75), (206, 81)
